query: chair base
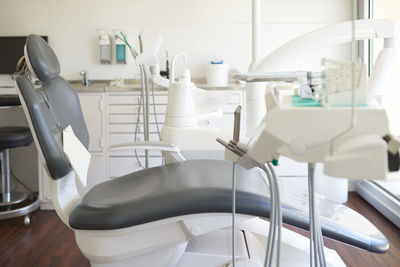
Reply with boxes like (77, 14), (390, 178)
(91, 242), (188, 267)
(0, 192), (40, 222)
(77, 217), (345, 267)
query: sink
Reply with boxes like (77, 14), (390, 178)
(69, 80), (110, 91)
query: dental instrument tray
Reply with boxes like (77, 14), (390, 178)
(233, 71), (320, 83)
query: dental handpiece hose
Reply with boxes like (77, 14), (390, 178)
(308, 163), (327, 267)
(232, 162), (237, 267)
(268, 162), (282, 267)
(261, 164), (277, 267)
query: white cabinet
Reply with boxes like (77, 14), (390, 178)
(79, 93), (104, 152)
(105, 91), (167, 177)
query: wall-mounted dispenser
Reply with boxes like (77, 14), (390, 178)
(97, 29), (111, 64)
(114, 30), (126, 64)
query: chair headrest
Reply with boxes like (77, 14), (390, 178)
(24, 34), (60, 82)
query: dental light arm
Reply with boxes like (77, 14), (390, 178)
(247, 19), (397, 106)
(251, 19), (396, 72)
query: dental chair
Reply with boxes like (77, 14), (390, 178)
(16, 35), (368, 267)
(13, 34), (273, 267)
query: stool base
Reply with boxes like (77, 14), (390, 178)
(0, 192), (40, 224)
(0, 191), (29, 206)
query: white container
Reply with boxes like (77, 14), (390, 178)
(206, 60), (230, 87)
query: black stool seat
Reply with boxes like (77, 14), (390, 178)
(0, 95), (21, 107)
(0, 127), (33, 150)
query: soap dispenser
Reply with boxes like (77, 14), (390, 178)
(165, 53), (196, 128)
(114, 30), (126, 64)
(97, 29), (111, 64)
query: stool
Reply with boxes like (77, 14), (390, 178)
(0, 126), (39, 225)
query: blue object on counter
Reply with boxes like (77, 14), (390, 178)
(291, 95), (369, 108)
(210, 60), (224, 64)
(292, 95), (322, 107)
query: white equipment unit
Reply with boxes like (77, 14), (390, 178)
(245, 16), (397, 135)
(247, 85), (390, 180)
(160, 53), (239, 152)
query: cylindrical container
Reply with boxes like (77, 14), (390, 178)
(315, 163), (348, 203)
(206, 60), (229, 87)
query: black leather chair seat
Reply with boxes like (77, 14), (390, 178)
(69, 160), (269, 230)
(0, 127), (33, 150)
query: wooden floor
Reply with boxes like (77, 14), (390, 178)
(0, 193), (399, 267)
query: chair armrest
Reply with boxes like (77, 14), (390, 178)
(108, 141), (186, 162)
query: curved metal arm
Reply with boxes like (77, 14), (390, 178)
(108, 141), (186, 162)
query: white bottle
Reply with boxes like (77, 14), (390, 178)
(165, 53), (196, 127)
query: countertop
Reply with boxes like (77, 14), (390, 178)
(0, 79), (245, 94)
(69, 79), (245, 93)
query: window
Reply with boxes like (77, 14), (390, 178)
(373, 0), (400, 134)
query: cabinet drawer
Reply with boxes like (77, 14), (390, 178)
(108, 95), (141, 105)
(109, 114), (165, 124)
(152, 94), (168, 104)
(109, 123), (163, 133)
(109, 114), (140, 123)
(108, 104), (167, 114)
(108, 105), (140, 114)
(108, 93), (168, 105)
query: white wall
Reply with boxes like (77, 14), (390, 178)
(0, 0), (353, 192)
(0, 0), (352, 83)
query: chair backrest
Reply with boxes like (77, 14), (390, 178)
(16, 34), (89, 181)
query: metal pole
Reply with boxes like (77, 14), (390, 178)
(232, 162), (237, 267)
(140, 65), (149, 168)
(1, 150), (10, 202)
(144, 68), (150, 168)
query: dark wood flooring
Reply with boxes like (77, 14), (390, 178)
(0, 193), (398, 267)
